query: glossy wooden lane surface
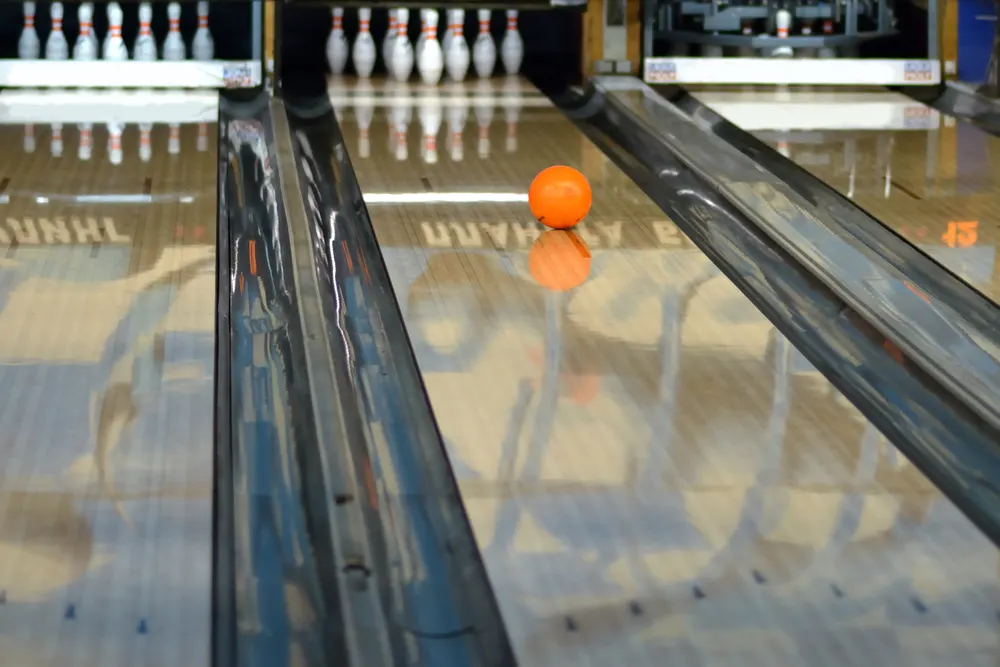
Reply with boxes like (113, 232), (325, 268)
(333, 78), (1000, 667)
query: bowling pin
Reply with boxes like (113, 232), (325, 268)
(78, 123), (92, 161)
(391, 8), (414, 82)
(797, 21), (817, 58)
(771, 9), (793, 57)
(45, 2), (69, 61)
(103, 3), (128, 61)
(382, 9), (398, 73)
(418, 10), (443, 85)
(163, 2), (186, 61)
(73, 3), (97, 60)
(445, 10), (470, 82)
(192, 1), (214, 60)
(133, 2), (158, 61)
(737, 20), (755, 57)
(327, 7), (349, 74)
(500, 10), (523, 75)
(419, 95), (442, 165)
(818, 20), (836, 58)
(447, 101), (467, 162)
(442, 9), (455, 55)
(473, 10), (496, 78)
(19, 2), (39, 59)
(416, 9), (429, 61)
(353, 8), (376, 78)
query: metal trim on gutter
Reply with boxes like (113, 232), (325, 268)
(556, 82), (1000, 547)
(283, 94), (518, 667)
(592, 76), (1000, 438)
(214, 97), (236, 667)
(267, 99), (397, 666)
(927, 81), (1000, 136)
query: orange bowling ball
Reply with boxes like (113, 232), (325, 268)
(528, 230), (592, 291)
(528, 165), (593, 230)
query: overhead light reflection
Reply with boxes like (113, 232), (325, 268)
(7, 193), (198, 205)
(363, 192), (528, 204)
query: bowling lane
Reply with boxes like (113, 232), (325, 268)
(692, 88), (1000, 303)
(0, 91), (216, 666)
(335, 78), (1000, 667)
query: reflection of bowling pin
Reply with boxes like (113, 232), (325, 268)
(352, 8), (376, 78)
(418, 10), (443, 85)
(391, 8), (414, 82)
(473, 10), (496, 78)
(326, 7), (349, 75)
(354, 80), (374, 158)
(50, 123), (63, 157)
(139, 123), (152, 162)
(383, 9), (398, 72)
(198, 123), (208, 152)
(445, 10), (470, 82)
(168, 123), (181, 154)
(392, 100), (410, 162)
(107, 123), (123, 165)
(503, 96), (520, 153)
(19, 2), (40, 60)
(74, 3), (98, 60)
(500, 10), (523, 75)
(419, 94), (442, 165)
(474, 98), (493, 159)
(78, 123), (92, 161)
(24, 124), (35, 153)
(447, 100), (467, 162)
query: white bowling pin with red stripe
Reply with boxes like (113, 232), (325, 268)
(19, 2), (40, 60)
(500, 11), (522, 75)
(473, 10), (496, 78)
(353, 8), (376, 78)
(327, 7), (349, 74)
(192, 1), (214, 60)
(418, 10), (443, 85)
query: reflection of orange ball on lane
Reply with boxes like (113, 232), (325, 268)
(528, 230), (592, 291)
(528, 165), (593, 230)
(527, 347), (602, 405)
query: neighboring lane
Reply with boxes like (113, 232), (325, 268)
(0, 96), (217, 667)
(694, 88), (1000, 304)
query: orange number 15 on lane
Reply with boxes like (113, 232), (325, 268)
(941, 221), (979, 248)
